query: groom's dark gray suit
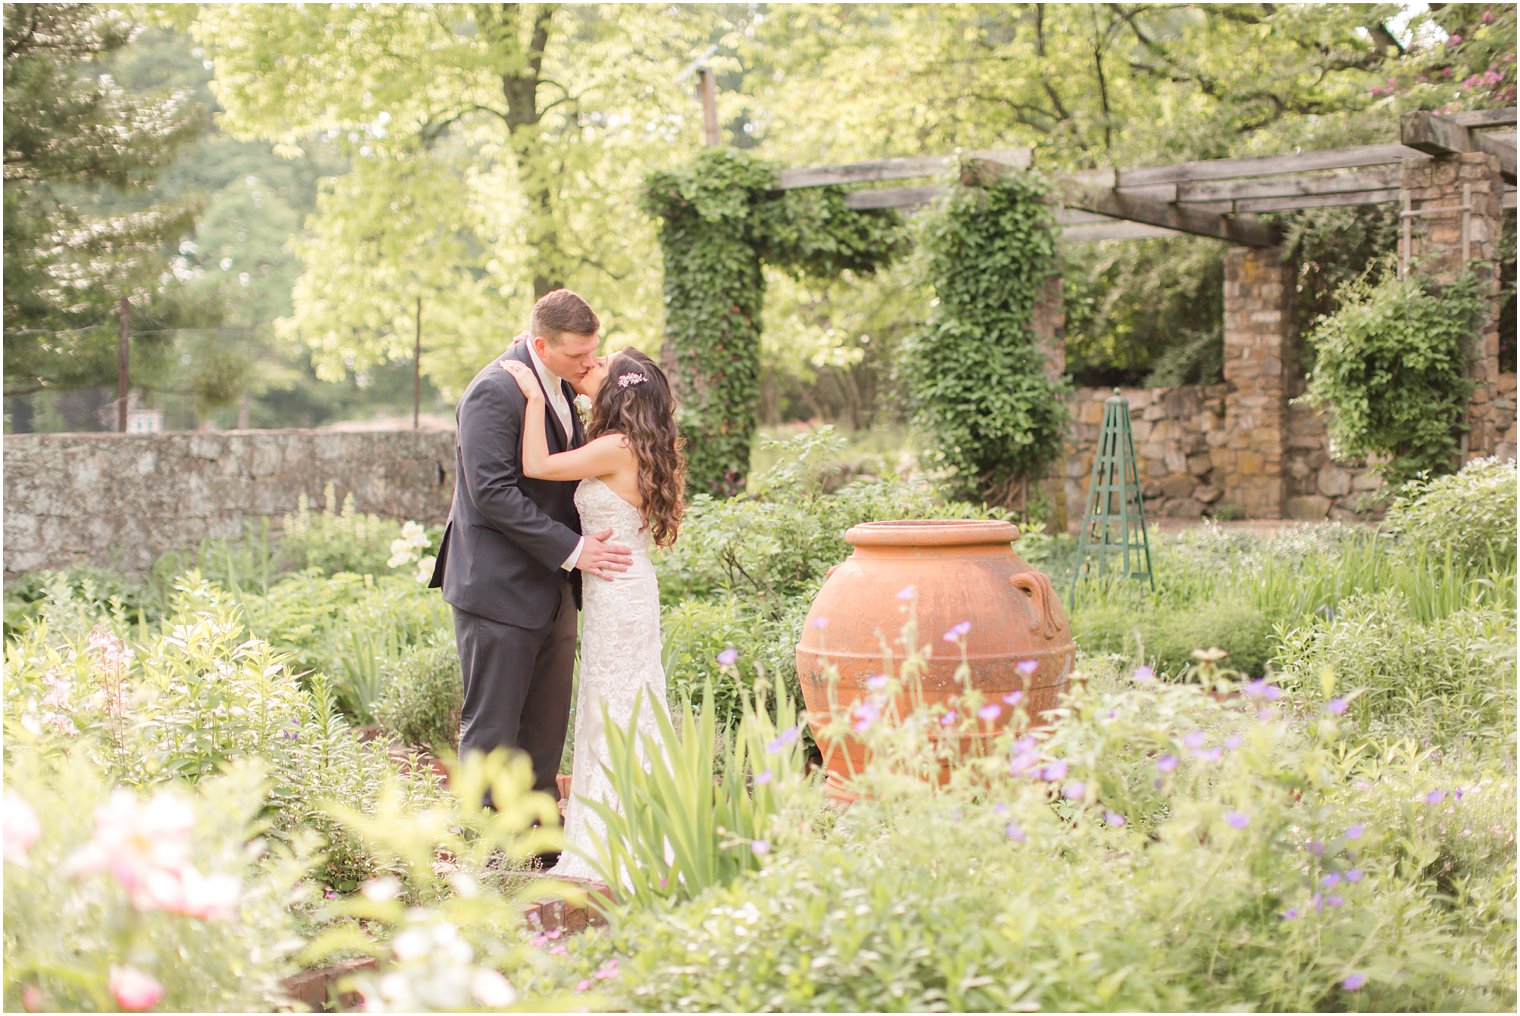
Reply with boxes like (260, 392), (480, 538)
(429, 339), (585, 802)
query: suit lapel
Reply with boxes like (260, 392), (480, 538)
(506, 340), (570, 451)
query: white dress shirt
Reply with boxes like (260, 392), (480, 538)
(525, 339), (584, 573)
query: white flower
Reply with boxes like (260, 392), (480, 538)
(413, 555), (437, 585)
(362, 876), (403, 902)
(471, 969), (517, 1008)
(3, 791), (41, 866)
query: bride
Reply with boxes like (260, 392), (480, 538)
(500, 347), (684, 882)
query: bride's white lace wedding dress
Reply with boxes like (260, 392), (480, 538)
(548, 476), (670, 883)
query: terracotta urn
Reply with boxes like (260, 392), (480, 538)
(795, 519), (1076, 795)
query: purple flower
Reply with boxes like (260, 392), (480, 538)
(940, 711), (958, 726)
(1183, 731), (1208, 749)
(865, 675), (889, 692)
(750, 839), (771, 857)
(1039, 760), (1068, 782)
(1003, 691), (1025, 707)
(754, 770), (773, 785)
(1342, 973), (1365, 991)
(1016, 659), (1039, 676)
(943, 621), (972, 642)
(1225, 735), (1242, 750)
(1345, 867), (1364, 883)
(851, 697), (883, 733)
(1132, 665), (1155, 681)
(1155, 754), (1179, 773)
(1192, 747), (1223, 762)
(1322, 872), (1342, 888)
(1343, 824), (1365, 840)
(717, 648), (739, 667)
(767, 725), (800, 753)
(1325, 894), (1345, 909)
(977, 704), (1001, 723)
(1327, 697), (1349, 715)
(1306, 840), (1326, 857)
(1454, 787), (1465, 800)
(897, 585), (915, 600)
(1104, 811), (1126, 827)
(1425, 789), (1446, 805)
(1243, 678), (1283, 701)
(1062, 781), (1086, 800)
(1225, 812), (1249, 829)
(812, 617), (829, 631)
(1281, 907), (1300, 921)
(1009, 744), (1041, 778)
(992, 802), (1009, 815)
(1005, 822), (1026, 843)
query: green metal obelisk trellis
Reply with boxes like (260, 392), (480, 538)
(1071, 390), (1154, 606)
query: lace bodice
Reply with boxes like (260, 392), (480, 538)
(549, 477), (669, 884)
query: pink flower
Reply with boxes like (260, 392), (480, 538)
(1016, 659), (1039, 676)
(1062, 781), (1086, 800)
(20, 986), (44, 1012)
(1002, 691), (1024, 707)
(1342, 973), (1366, 991)
(942, 621), (972, 642)
(716, 648), (738, 667)
(68, 789), (194, 894)
(865, 674), (889, 692)
(1131, 665), (1155, 681)
(977, 704), (1001, 724)
(109, 966), (164, 1012)
(897, 585), (915, 600)
(940, 711), (958, 726)
(1448, 33), (1464, 45)
(575, 979), (592, 993)
(4, 792), (41, 867)
(595, 959), (621, 980)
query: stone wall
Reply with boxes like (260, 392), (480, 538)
(3, 430), (456, 576)
(1062, 383), (1384, 523)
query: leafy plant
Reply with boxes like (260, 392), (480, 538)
(278, 483), (406, 576)
(642, 149), (903, 496)
(372, 638), (463, 752)
(903, 170), (1069, 504)
(1302, 260), (1489, 486)
(583, 680), (813, 909)
(1381, 457), (1517, 572)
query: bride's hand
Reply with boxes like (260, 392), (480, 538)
(499, 360), (543, 401)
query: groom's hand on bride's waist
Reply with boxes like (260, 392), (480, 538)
(577, 528), (633, 580)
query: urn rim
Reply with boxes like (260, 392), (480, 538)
(844, 518), (1021, 548)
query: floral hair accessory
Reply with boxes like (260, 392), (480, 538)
(617, 372), (647, 389)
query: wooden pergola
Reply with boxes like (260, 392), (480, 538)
(773, 108), (1516, 245)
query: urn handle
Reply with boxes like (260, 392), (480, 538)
(1009, 571), (1062, 641)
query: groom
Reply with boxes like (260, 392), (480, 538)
(429, 289), (632, 815)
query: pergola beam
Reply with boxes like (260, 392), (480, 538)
(1060, 185), (1280, 247)
(778, 149), (1030, 190)
(1401, 110), (1516, 182)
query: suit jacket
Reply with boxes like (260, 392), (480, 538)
(430, 341), (585, 629)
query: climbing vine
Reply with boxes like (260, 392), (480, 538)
(1303, 258), (1488, 487)
(903, 171), (1068, 505)
(642, 149), (904, 496)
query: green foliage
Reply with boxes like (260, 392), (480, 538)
(1382, 457), (1517, 573)
(2, 4), (200, 398)
(277, 484), (406, 576)
(2, 753), (314, 1012)
(559, 659), (1516, 1012)
(3, 569), (156, 642)
(583, 681), (812, 909)
(904, 172), (1068, 503)
(1274, 591), (1516, 752)
(642, 149), (902, 495)
(1303, 262), (1489, 486)
(372, 638), (462, 752)
(1072, 597), (1277, 679)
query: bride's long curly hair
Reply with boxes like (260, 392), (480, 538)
(587, 347), (686, 547)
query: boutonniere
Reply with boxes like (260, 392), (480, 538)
(573, 394), (593, 428)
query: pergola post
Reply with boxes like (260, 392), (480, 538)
(1398, 149), (1510, 460)
(1032, 272), (1069, 529)
(1221, 246), (1296, 519)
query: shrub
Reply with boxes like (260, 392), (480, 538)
(372, 638), (462, 751)
(661, 597), (752, 733)
(1070, 598), (1277, 678)
(3, 751), (314, 1012)
(1382, 457), (1517, 573)
(556, 658), (1516, 1012)
(1273, 590), (1516, 751)
(1302, 261), (1488, 486)
(278, 484), (406, 576)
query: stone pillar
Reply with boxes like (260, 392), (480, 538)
(1221, 246), (1296, 519)
(1398, 151), (1507, 460)
(1033, 272), (1070, 530)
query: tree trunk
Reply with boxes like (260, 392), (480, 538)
(479, 3), (560, 298)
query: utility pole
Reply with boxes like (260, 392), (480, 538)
(117, 296), (129, 432)
(413, 296), (422, 430)
(699, 66), (719, 147)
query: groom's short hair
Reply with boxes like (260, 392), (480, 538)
(531, 289), (600, 345)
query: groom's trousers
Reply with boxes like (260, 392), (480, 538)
(452, 579), (578, 805)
